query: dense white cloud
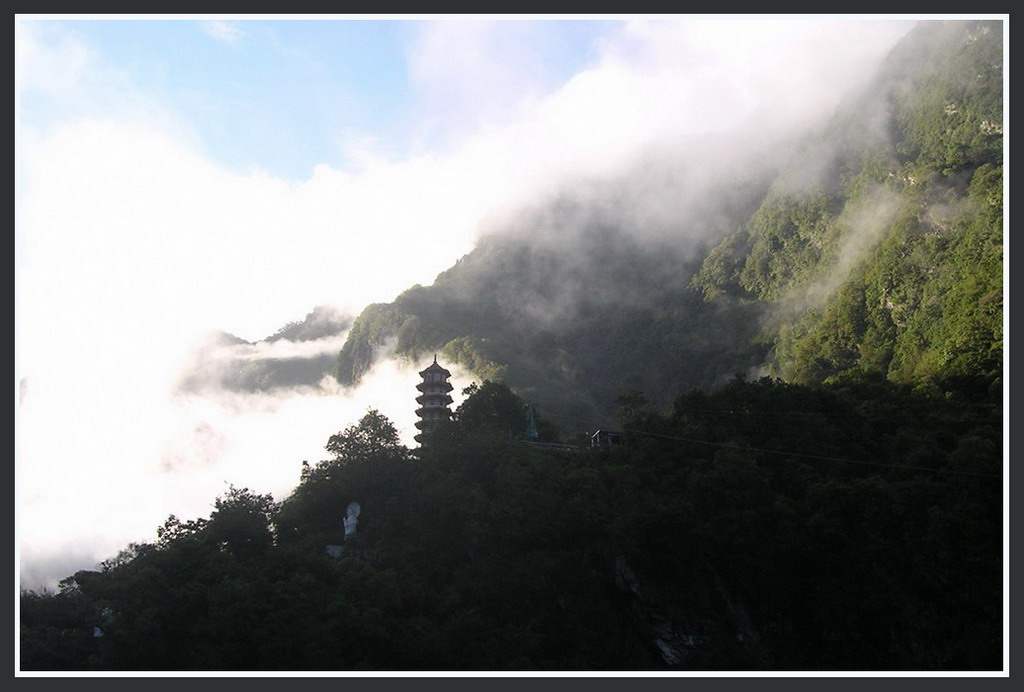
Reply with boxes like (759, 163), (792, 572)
(16, 17), (915, 590)
(18, 352), (473, 590)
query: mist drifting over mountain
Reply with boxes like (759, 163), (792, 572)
(18, 17), (933, 593)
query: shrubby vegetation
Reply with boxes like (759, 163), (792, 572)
(20, 377), (1001, 671)
(710, 20), (1003, 389)
(334, 225), (773, 430)
(330, 21), (1001, 427)
(20, 19), (1003, 673)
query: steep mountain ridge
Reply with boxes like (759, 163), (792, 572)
(177, 305), (352, 394)
(333, 19), (1003, 424)
(695, 19), (1003, 388)
(19, 20), (1004, 673)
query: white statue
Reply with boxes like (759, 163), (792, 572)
(344, 501), (361, 537)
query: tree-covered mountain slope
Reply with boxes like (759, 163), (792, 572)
(21, 378), (1001, 671)
(19, 19), (1004, 674)
(336, 217), (773, 431)
(692, 19), (1003, 389)
(176, 305), (352, 394)
(333, 20), (1002, 426)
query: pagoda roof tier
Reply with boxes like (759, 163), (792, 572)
(418, 356), (452, 378)
(416, 381), (453, 394)
(414, 419), (449, 431)
(415, 408), (453, 420)
(416, 394), (453, 406)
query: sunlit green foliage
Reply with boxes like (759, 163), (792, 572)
(700, 19), (1002, 390)
(737, 192), (845, 300)
(20, 19), (1003, 673)
(886, 21), (1003, 172)
(332, 21), (1001, 419)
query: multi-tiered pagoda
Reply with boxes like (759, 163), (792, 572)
(414, 356), (453, 445)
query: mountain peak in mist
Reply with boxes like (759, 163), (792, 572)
(330, 19), (1001, 432)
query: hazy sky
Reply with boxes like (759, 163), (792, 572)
(16, 15), (920, 590)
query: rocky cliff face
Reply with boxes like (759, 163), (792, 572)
(614, 553), (769, 668)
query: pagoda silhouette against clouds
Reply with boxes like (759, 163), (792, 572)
(414, 356), (453, 445)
